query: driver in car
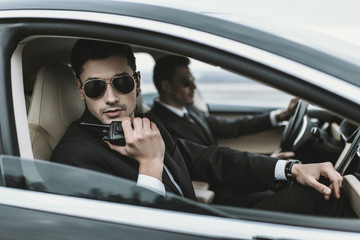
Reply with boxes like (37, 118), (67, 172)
(150, 54), (299, 206)
(50, 39), (356, 218)
(150, 54), (297, 158)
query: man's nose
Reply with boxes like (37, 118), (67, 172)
(104, 83), (119, 104)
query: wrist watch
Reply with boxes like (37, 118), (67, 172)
(285, 159), (301, 181)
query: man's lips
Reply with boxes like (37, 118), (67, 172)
(103, 108), (123, 117)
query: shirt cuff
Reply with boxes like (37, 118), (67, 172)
(274, 160), (287, 180)
(270, 109), (282, 127)
(136, 174), (166, 196)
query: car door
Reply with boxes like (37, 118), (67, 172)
(0, 155), (233, 240)
(1, 155), (360, 240)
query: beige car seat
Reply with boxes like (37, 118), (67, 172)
(28, 64), (84, 161)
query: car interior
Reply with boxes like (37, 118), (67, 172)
(10, 35), (360, 217)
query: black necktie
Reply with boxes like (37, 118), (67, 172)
(183, 113), (194, 123)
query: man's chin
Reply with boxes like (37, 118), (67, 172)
(185, 100), (194, 106)
(102, 116), (125, 124)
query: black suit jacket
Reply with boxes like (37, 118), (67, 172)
(150, 101), (274, 146)
(50, 108), (278, 201)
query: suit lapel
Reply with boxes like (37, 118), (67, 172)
(187, 108), (216, 145)
(164, 150), (196, 199)
(152, 102), (214, 145)
(145, 111), (197, 200)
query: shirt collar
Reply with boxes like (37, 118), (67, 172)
(156, 99), (189, 117)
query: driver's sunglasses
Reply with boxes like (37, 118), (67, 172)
(182, 77), (195, 87)
(81, 74), (137, 99)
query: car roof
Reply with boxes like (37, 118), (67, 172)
(1, 0), (360, 88)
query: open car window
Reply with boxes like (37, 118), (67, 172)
(139, 56), (294, 111)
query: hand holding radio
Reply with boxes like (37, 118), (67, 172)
(81, 117), (165, 181)
(114, 117), (165, 181)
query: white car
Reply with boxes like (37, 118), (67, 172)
(0, 0), (359, 239)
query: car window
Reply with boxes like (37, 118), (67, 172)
(138, 56), (293, 110)
(190, 59), (292, 109)
(0, 155), (230, 217)
(134, 52), (157, 103)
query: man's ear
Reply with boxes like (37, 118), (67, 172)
(75, 79), (85, 100)
(161, 80), (172, 93)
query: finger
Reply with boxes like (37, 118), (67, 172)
(141, 118), (151, 130)
(289, 98), (299, 110)
(150, 121), (160, 132)
(132, 117), (142, 131)
(309, 178), (332, 199)
(333, 171), (343, 197)
(327, 183), (340, 199)
(141, 118), (154, 137)
(121, 117), (134, 141)
(324, 194), (331, 200)
(321, 167), (342, 199)
(272, 149), (281, 154)
(270, 151), (295, 159)
(280, 152), (295, 159)
(331, 180), (341, 199)
(336, 171), (343, 188)
(292, 97), (300, 103)
(121, 117), (132, 131)
(104, 139), (126, 154)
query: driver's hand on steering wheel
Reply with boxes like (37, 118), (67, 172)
(275, 97), (300, 122)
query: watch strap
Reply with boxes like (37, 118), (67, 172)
(285, 159), (301, 181)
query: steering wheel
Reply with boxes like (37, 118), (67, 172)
(280, 100), (309, 151)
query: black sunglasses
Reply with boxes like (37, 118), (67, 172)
(82, 74), (136, 99)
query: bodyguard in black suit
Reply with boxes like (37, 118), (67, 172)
(151, 54), (298, 147)
(152, 101), (274, 146)
(150, 55), (298, 205)
(52, 108), (279, 200)
(51, 39), (356, 217)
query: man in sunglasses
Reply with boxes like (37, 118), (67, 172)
(151, 55), (297, 157)
(51, 39), (356, 217)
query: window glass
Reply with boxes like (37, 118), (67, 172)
(190, 59), (292, 109)
(137, 54), (293, 109)
(135, 52), (157, 104)
(0, 155), (228, 217)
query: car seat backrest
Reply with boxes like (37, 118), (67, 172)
(28, 64), (85, 161)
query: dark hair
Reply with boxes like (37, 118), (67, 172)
(153, 55), (190, 93)
(71, 39), (136, 80)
